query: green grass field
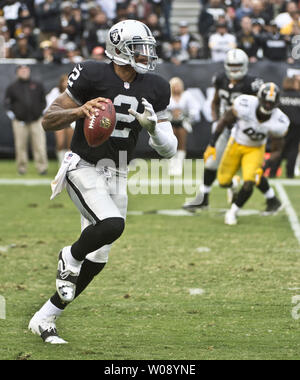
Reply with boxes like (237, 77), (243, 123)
(0, 159), (300, 360)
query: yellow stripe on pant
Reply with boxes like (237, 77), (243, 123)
(217, 137), (265, 186)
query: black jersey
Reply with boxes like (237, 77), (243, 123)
(280, 90), (300, 126)
(212, 72), (263, 117)
(66, 60), (170, 166)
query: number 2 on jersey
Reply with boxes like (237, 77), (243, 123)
(111, 95), (139, 138)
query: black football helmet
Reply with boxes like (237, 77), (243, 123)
(257, 82), (280, 115)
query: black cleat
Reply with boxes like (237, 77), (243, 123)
(262, 197), (283, 216)
(182, 193), (209, 211)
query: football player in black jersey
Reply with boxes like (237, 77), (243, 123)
(28, 19), (177, 344)
(183, 48), (282, 215)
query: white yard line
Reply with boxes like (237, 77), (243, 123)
(274, 182), (300, 245)
(0, 179), (51, 186)
(1, 178), (300, 186)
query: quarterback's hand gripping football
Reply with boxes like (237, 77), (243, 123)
(204, 145), (216, 163)
(128, 98), (157, 134)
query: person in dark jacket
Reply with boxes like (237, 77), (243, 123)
(4, 65), (48, 175)
(268, 76), (300, 178)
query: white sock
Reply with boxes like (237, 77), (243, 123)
(64, 246), (83, 267)
(37, 299), (63, 318)
(264, 188), (275, 199)
(200, 184), (212, 194)
(177, 150), (186, 162)
(231, 203), (240, 214)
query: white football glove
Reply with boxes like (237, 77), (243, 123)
(128, 98), (157, 134)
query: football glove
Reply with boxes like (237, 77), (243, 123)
(204, 145), (216, 163)
(128, 98), (157, 134)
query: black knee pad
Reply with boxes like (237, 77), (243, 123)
(96, 217), (125, 245)
(243, 181), (254, 192)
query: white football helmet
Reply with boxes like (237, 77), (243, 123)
(224, 48), (249, 80)
(105, 20), (158, 74)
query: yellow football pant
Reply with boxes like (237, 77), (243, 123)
(217, 137), (265, 185)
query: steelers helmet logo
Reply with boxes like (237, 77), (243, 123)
(110, 29), (121, 45)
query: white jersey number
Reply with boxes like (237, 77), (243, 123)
(243, 127), (266, 141)
(111, 95), (139, 138)
(68, 65), (83, 88)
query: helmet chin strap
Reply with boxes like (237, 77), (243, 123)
(259, 105), (273, 115)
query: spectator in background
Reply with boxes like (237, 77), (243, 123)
(4, 65), (48, 175)
(0, 18), (14, 58)
(274, 1), (299, 29)
(1, 0), (21, 38)
(208, 21), (237, 61)
(268, 76), (300, 178)
(198, 0), (225, 39)
(188, 40), (204, 60)
(250, 0), (273, 25)
(59, 1), (79, 42)
(71, 3), (85, 44)
(91, 45), (108, 61)
(145, 12), (164, 56)
(237, 16), (260, 62)
(62, 41), (84, 63)
(18, 1), (33, 25)
(113, 2), (129, 22)
(176, 20), (199, 54)
(19, 20), (38, 50)
(149, 0), (163, 18)
(10, 33), (35, 58)
(84, 10), (111, 54)
(128, 0), (152, 21)
(45, 74), (74, 164)
(161, 0), (173, 41)
(164, 36), (189, 65)
(280, 7), (300, 35)
(235, 0), (253, 23)
(96, 0), (117, 20)
(252, 17), (265, 36)
(205, 0), (226, 22)
(258, 19), (291, 62)
(167, 77), (200, 176)
(35, 0), (61, 42)
(37, 39), (65, 64)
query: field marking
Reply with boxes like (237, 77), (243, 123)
(274, 182), (300, 245)
(0, 179), (51, 186)
(127, 208), (260, 217)
(1, 178), (300, 186)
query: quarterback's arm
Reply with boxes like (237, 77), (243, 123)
(129, 98), (177, 158)
(209, 107), (237, 147)
(148, 119), (178, 159)
(42, 92), (109, 131)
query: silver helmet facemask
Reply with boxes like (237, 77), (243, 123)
(124, 39), (158, 73)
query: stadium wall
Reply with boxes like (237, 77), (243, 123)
(0, 60), (299, 159)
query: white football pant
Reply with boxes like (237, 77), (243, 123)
(66, 159), (128, 263)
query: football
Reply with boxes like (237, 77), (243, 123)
(83, 100), (116, 147)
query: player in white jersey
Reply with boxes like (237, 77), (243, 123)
(208, 82), (289, 225)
